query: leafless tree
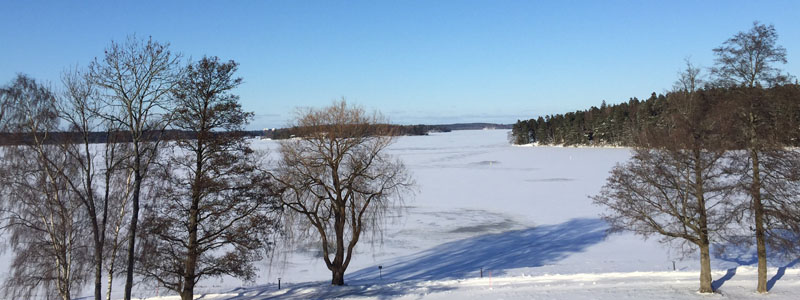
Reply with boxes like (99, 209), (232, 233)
(275, 100), (414, 285)
(712, 22), (790, 88)
(88, 35), (182, 300)
(593, 148), (732, 293)
(136, 57), (280, 300)
(58, 67), (134, 300)
(0, 74), (90, 300)
(718, 86), (800, 293)
(675, 58), (703, 93)
(712, 21), (794, 293)
(594, 65), (735, 293)
(0, 74), (40, 136)
(0, 82), (11, 133)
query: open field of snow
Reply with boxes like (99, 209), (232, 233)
(5, 129), (799, 299)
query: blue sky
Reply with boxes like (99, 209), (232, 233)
(2, 0), (799, 129)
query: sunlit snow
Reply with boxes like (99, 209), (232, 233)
(14, 129), (797, 299)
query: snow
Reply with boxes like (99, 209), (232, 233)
(172, 267), (800, 300)
(6, 129), (800, 299)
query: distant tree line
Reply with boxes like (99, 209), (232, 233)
(263, 122), (511, 140)
(0, 130), (261, 146)
(262, 123), (451, 139)
(0, 121), (521, 146)
(0, 122), (490, 146)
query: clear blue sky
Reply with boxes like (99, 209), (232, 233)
(2, 0), (799, 129)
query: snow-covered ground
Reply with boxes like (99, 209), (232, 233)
(7, 129), (799, 299)
(144, 267), (800, 300)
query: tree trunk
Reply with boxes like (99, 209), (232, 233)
(123, 167), (142, 300)
(693, 148), (713, 293)
(94, 243), (102, 300)
(179, 133), (207, 300)
(330, 203), (347, 286)
(61, 289), (72, 300)
(82, 132), (104, 300)
(107, 196), (127, 300)
(180, 282), (195, 300)
(181, 183), (201, 300)
(751, 149), (768, 293)
(106, 267), (114, 300)
(699, 242), (713, 293)
(331, 268), (345, 286)
(181, 230), (198, 300)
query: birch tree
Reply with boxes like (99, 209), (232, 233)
(0, 74), (90, 300)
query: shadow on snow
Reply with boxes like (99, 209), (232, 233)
(219, 218), (607, 299)
(766, 258), (800, 291)
(220, 281), (456, 300)
(348, 218), (607, 283)
(712, 242), (800, 292)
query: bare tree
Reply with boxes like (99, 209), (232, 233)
(58, 67), (134, 300)
(0, 82), (11, 133)
(0, 74), (90, 300)
(136, 57), (280, 300)
(712, 22), (790, 88)
(675, 58), (703, 93)
(88, 35), (182, 300)
(0, 74), (39, 136)
(712, 21), (794, 293)
(275, 100), (413, 285)
(593, 148), (731, 293)
(593, 65), (735, 293)
(719, 86), (800, 293)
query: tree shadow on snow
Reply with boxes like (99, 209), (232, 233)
(348, 218), (607, 283)
(221, 218), (607, 299)
(711, 258), (800, 292)
(711, 267), (737, 291)
(222, 281), (456, 300)
(767, 258), (800, 291)
(713, 241), (800, 292)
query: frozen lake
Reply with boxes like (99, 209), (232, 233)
(4, 129), (798, 299)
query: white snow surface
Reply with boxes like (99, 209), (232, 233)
(6, 129), (798, 299)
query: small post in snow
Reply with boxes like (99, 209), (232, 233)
(672, 261), (676, 271)
(480, 267), (483, 278)
(278, 277), (281, 290)
(378, 265), (383, 280)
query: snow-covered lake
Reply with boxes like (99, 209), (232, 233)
(6, 129), (800, 299)
(175, 130), (800, 299)
(265, 129), (651, 284)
